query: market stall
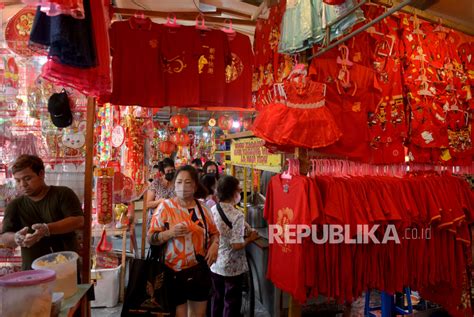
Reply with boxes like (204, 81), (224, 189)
(0, 0), (474, 316)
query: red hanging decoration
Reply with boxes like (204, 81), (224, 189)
(218, 115), (233, 131)
(159, 140), (176, 155)
(170, 132), (191, 146)
(95, 168), (114, 225)
(170, 114), (190, 129)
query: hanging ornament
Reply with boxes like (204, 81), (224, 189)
(170, 131), (191, 146)
(111, 124), (125, 148)
(170, 114), (190, 129)
(208, 117), (216, 127)
(218, 115), (233, 132)
(159, 140), (176, 155)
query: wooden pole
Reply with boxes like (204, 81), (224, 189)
(141, 191), (148, 259)
(243, 167), (248, 217)
(81, 97), (95, 317)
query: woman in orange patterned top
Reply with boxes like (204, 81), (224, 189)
(148, 165), (220, 317)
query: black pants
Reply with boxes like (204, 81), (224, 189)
(210, 272), (243, 317)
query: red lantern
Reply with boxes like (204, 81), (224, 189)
(159, 140), (176, 154)
(218, 115), (233, 131)
(170, 132), (191, 146)
(170, 114), (190, 129)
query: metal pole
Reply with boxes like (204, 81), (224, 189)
(309, 0), (413, 60)
(326, 0), (367, 29)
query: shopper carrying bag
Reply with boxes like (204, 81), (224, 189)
(148, 165), (220, 317)
(121, 241), (173, 316)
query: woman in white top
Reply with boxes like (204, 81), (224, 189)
(210, 175), (259, 317)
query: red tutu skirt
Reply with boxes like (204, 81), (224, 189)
(252, 101), (342, 149)
(40, 0), (111, 99)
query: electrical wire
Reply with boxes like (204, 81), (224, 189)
(192, 0), (203, 13)
(131, 0), (148, 11)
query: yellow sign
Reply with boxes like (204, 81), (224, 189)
(231, 138), (282, 170)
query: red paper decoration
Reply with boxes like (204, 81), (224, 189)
(96, 176), (113, 224)
(159, 140), (176, 154)
(170, 114), (190, 129)
(170, 132), (191, 146)
(218, 115), (233, 131)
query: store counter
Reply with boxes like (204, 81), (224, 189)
(59, 284), (93, 317)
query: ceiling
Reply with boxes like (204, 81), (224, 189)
(424, 0), (474, 31)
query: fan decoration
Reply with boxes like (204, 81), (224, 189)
(218, 115), (233, 132)
(113, 171), (135, 203)
(4, 7), (37, 57)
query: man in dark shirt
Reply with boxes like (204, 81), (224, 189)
(0, 154), (84, 270)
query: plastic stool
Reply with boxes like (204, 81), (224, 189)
(364, 288), (413, 317)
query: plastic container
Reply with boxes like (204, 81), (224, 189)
(0, 269), (56, 317)
(91, 265), (121, 308)
(32, 251), (78, 298)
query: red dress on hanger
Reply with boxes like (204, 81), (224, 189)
(253, 77), (342, 149)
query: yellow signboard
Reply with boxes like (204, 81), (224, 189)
(231, 138), (282, 171)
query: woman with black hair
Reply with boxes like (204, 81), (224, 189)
(145, 158), (176, 227)
(210, 175), (259, 317)
(148, 165), (220, 317)
(200, 174), (218, 208)
(203, 161), (220, 179)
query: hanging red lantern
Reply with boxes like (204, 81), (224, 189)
(159, 140), (176, 155)
(170, 114), (190, 129)
(218, 115), (233, 131)
(170, 132), (191, 146)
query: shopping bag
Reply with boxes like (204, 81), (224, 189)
(121, 246), (174, 316)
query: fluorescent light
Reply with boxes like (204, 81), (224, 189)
(232, 120), (240, 128)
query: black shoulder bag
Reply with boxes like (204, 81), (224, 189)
(216, 203), (233, 229)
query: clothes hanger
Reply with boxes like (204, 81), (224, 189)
(433, 18), (449, 33)
(337, 45), (354, 67)
(418, 81), (434, 96)
(165, 13), (181, 28)
(221, 19), (236, 38)
(281, 158), (293, 179)
(195, 14), (210, 31)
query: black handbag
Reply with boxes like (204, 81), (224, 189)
(121, 242), (174, 316)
